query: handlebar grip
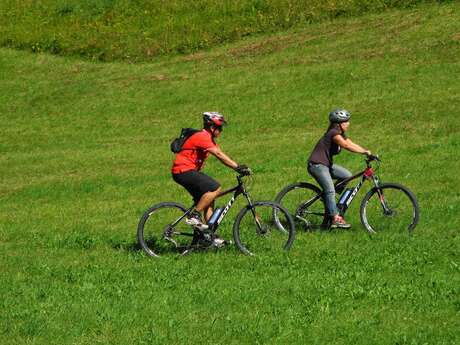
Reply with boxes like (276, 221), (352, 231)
(235, 164), (251, 176)
(239, 168), (252, 176)
(367, 154), (380, 162)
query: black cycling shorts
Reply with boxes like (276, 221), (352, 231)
(172, 170), (220, 204)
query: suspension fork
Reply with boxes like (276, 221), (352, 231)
(243, 190), (264, 231)
(372, 175), (391, 213)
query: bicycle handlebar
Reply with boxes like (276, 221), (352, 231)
(366, 154), (380, 162)
(365, 154), (381, 171)
(238, 168), (252, 177)
(236, 168), (252, 188)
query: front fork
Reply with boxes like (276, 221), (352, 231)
(372, 176), (391, 214)
(244, 191), (264, 233)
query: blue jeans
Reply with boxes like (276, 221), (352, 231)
(307, 163), (352, 217)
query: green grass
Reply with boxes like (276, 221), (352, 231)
(0, 0), (450, 61)
(1, 2), (460, 345)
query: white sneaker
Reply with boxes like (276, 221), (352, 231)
(212, 237), (230, 248)
(185, 216), (209, 231)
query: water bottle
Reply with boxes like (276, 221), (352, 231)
(208, 207), (223, 226)
(337, 188), (353, 211)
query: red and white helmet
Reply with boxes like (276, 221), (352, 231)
(203, 111), (227, 127)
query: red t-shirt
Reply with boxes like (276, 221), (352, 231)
(171, 129), (218, 174)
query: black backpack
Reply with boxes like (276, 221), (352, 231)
(170, 128), (200, 153)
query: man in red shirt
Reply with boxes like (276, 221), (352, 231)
(172, 112), (249, 233)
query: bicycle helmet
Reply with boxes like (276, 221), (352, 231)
(329, 109), (351, 123)
(203, 111), (227, 127)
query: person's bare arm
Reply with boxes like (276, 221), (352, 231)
(207, 146), (239, 169)
(333, 135), (371, 155)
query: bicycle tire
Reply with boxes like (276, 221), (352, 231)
(233, 201), (295, 256)
(360, 183), (419, 235)
(137, 202), (189, 257)
(273, 182), (326, 232)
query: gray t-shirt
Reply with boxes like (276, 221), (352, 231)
(308, 127), (346, 167)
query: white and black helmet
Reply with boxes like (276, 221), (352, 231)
(329, 109), (351, 123)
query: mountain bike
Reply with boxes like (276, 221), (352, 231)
(137, 171), (295, 257)
(273, 155), (419, 234)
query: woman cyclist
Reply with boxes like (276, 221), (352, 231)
(307, 109), (372, 229)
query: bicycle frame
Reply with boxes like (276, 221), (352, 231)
(297, 158), (381, 219)
(210, 175), (255, 231)
(335, 163), (380, 214)
(165, 175), (254, 237)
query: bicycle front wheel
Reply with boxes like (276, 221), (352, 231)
(137, 202), (191, 257)
(274, 182), (326, 232)
(360, 183), (419, 235)
(233, 201), (295, 256)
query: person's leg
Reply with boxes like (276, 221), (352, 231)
(172, 171), (219, 229)
(308, 163), (338, 217)
(330, 164), (352, 228)
(188, 171), (221, 223)
(308, 163), (351, 229)
(330, 164), (352, 194)
(330, 164), (352, 183)
(196, 191), (221, 222)
(203, 202), (214, 223)
(192, 173), (228, 245)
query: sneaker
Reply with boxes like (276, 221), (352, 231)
(212, 236), (229, 248)
(331, 215), (351, 229)
(186, 214), (209, 231)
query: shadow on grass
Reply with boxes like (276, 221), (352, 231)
(111, 241), (142, 253)
(111, 238), (226, 257)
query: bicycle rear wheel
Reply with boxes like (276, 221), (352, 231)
(274, 182), (326, 232)
(137, 202), (192, 257)
(360, 183), (419, 234)
(233, 201), (295, 256)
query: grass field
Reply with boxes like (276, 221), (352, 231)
(1, 2), (460, 345)
(0, 0), (448, 60)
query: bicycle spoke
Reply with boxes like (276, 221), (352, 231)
(361, 184), (419, 234)
(138, 203), (193, 256)
(274, 183), (326, 232)
(234, 202), (295, 256)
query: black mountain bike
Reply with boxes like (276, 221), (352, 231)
(273, 155), (419, 234)
(137, 172), (295, 257)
